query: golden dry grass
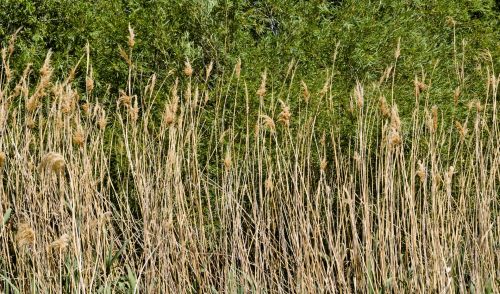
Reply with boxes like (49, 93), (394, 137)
(0, 36), (498, 293)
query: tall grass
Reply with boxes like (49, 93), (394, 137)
(0, 33), (498, 293)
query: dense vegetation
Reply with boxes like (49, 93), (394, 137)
(1, 0), (499, 107)
(0, 0), (499, 292)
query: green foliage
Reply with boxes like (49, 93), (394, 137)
(0, 0), (498, 117)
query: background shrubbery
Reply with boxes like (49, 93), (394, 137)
(1, 0), (499, 106)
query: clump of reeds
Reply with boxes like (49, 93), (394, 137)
(0, 32), (498, 294)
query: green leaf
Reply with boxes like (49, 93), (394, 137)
(2, 208), (12, 227)
(126, 265), (137, 294)
(105, 240), (129, 273)
(0, 273), (20, 294)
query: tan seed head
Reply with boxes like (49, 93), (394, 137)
(16, 223), (35, 247)
(256, 71), (267, 97)
(0, 151), (6, 168)
(128, 24), (135, 48)
(40, 152), (65, 174)
(49, 234), (71, 253)
(301, 80), (310, 103)
(184, 59), (193, 77)
(320, 158), (328, 172)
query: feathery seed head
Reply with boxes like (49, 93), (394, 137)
(260, 115), (275, 133)
(98, 110), (107, 130)
(171, 78), (179, 113)
(354, 81), (364, 109)
(319, 76), (329, 97)
(235, 58), (241, 79)
(224, 151), (232, 170)
(2, 49), (12, 81)
(40, 51), (53, 80)
(301, 80), (310, 103)
(16, 223), (35, 248)
(254, 123), (260, 137)
(129, 97), (139, 122)
(49, 234), (71, 253)
(468, 99), (483, 112)
(40, 152), (65, 174)
(118, 46), (131, 65)
(73, 128), (85, 146)
(86, 73), (94, 94)
(453, 86), (460, 105)
(118, 89), (132, 107)
(26, 96), (40, 112)
(379, 96), (390, 118)
(8, 28), (20, 55)
(416, 161), (426, 183)
(265, 177), (273, 192)
(26, 117), (36, 129)
(320, 158), (328, 172)
(390, 105), (401, 131)
(128, 24), (135, 48)
(82, 102), (91, 116)
(395, 37), (401, 59)
(61, 85), (78, 114)
(414, 76), (427, 97)
(184, 59), (193, 77)
(388, 129), (402, 148)
(185, 82), (192, 102)
(454, 121), (468, 139)
(204, 90), (209, 104)
(431, 105), (438, 132)
(256, 70), (267, 97)
(0, 151), (5, 168)
(206, 61), (213, 81)
(320, 131), (326, 147)
(163, 105), (176, 126)
(278, 101), (291, 127)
